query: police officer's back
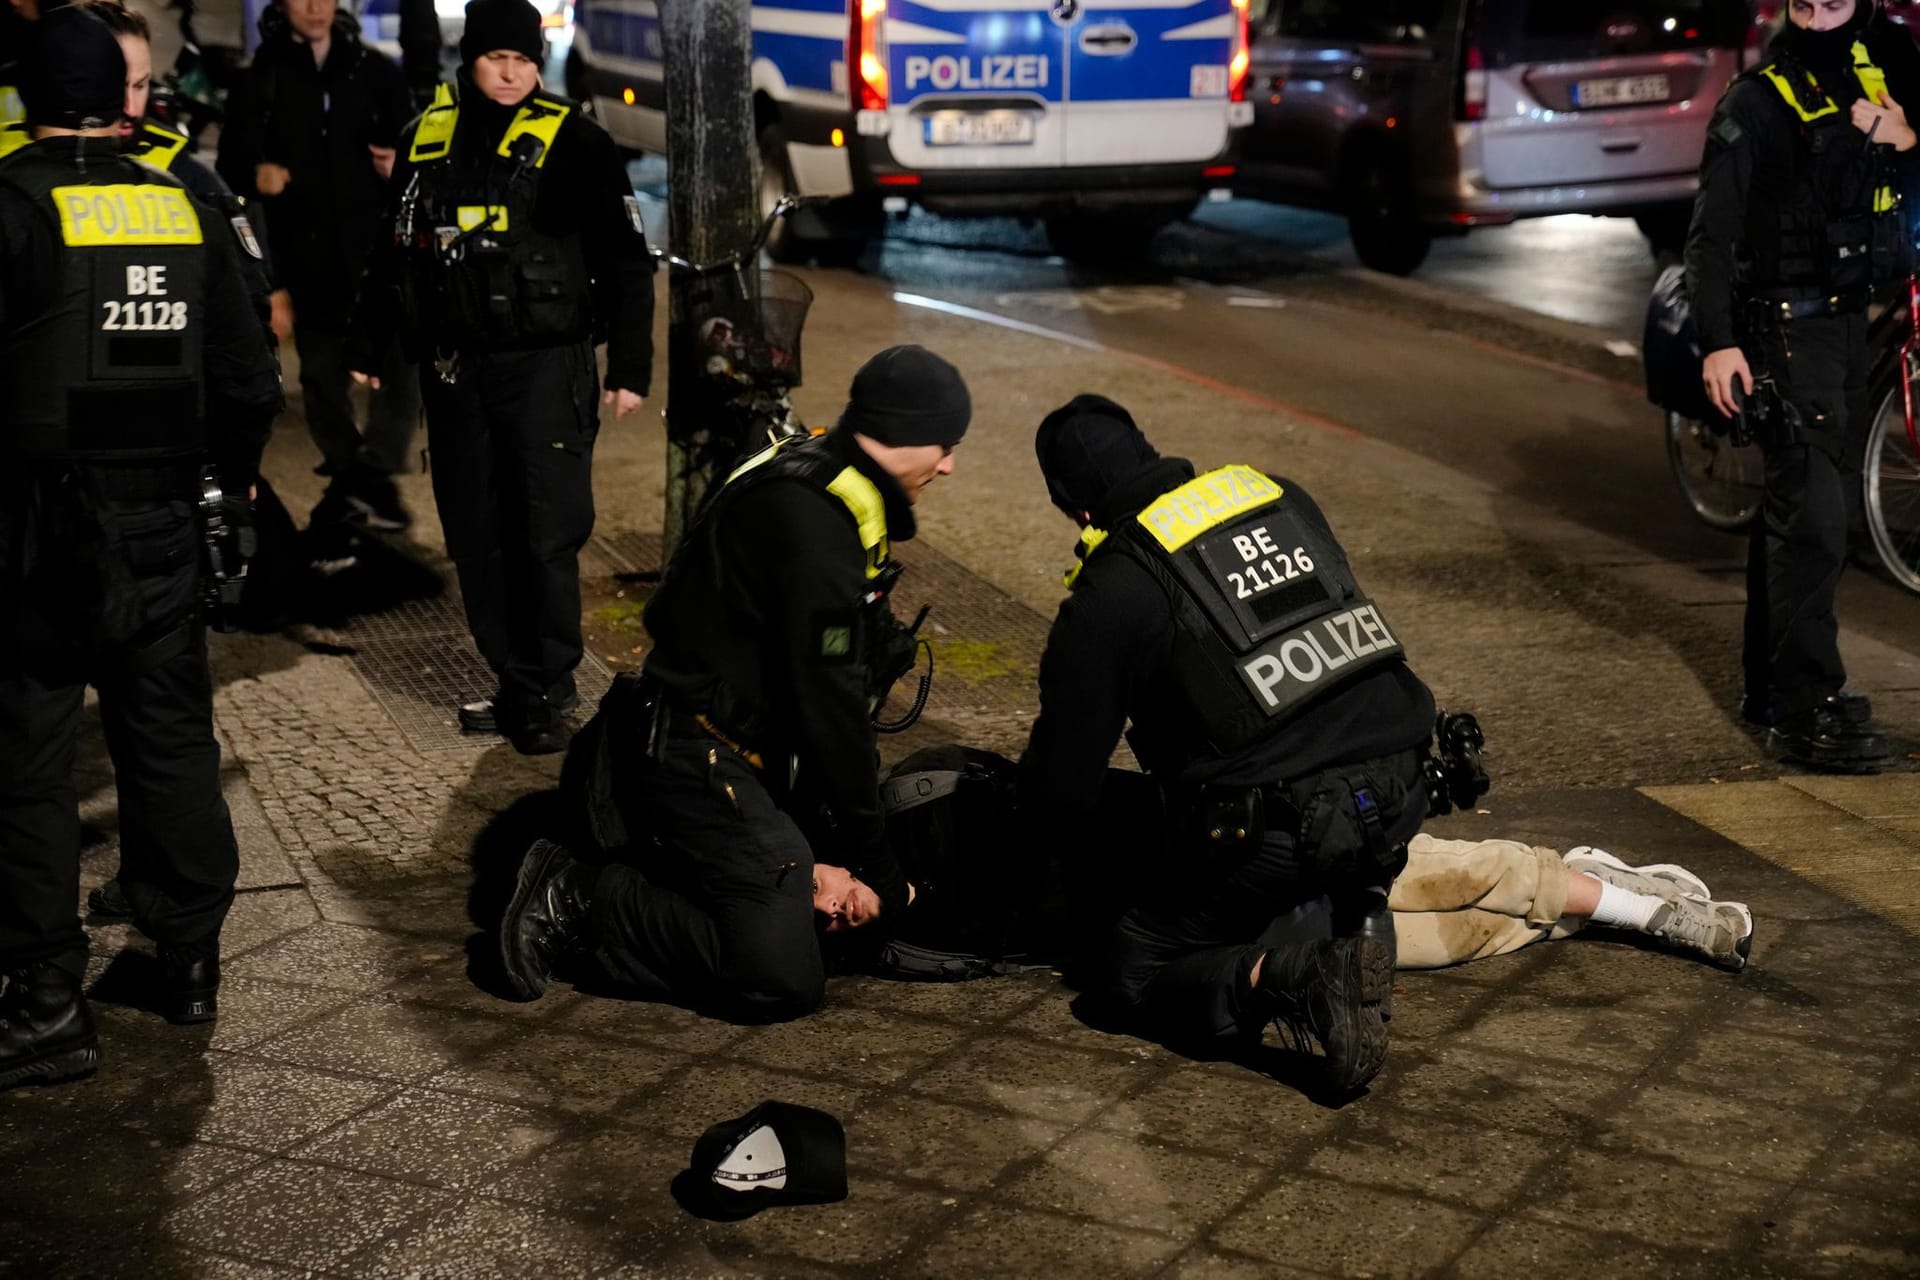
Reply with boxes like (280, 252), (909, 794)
(1686, 0), (1918, 771)
(0, 8), (280, 1091)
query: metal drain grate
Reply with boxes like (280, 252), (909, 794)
(337, 558), (612, 753)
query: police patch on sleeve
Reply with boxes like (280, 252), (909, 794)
(1710, 116), (1743, 147)
(623, 195), (646, 236)
(814, 609), (860, 664)
(230, 215), (264, 260)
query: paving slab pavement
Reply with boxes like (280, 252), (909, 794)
(4, 272), (1920, 1278)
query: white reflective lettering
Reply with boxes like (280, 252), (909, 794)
(1232, 534), (1258, 563)
(1304, 628), (1348, 673)
(1245, 654), (1286, 708)
(1280, 638), (1323, 683)
(1253, 526), (1279, 556)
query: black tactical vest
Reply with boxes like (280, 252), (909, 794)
(394, 83), (591, 348)
(0, 145), (206, 461)
(1081, 465), (1406, 764)
(129, 121), (268, 267)
(1751, 44), (1906, 295)
(646, 435), (902, 744)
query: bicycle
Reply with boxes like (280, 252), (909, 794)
(1650, 266), (1920, 593)
(654, 194), (817, 478)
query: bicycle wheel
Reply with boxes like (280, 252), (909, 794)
(1666, 410), (1763, 531)
(1864, 384), (1920, 594)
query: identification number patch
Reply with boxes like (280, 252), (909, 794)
(100, 265), (190, 332)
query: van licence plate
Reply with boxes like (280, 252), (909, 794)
(923, 110), (1036, 146)
(1573, 74), (1672, 108)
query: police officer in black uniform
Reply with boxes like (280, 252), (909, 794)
(497, 346), (971, 1023)
(1688, 0), (1920, 771)
(351, 0), (655, 756)
(0, 7), (281, 1091)
(1019, 398), (1435, 1093)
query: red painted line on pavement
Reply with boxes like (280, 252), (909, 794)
(892, 291), (1365, 440)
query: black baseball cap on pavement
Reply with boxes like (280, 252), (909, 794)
(673, 1100), (849, 1222)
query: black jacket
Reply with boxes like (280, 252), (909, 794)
(353, 76), (656, 393)
(1687, 15), (1920, 353)
(216, 11), (410, 325)
(642, 430), (914, 908)
(1020, 458), (1435, 835)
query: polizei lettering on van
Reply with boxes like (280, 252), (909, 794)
(1237, 599), (1403, 718)
(903, 54), (1050, 92)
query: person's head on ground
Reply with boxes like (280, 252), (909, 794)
(281, 0), (338, 45)
(20, 4), (123, 136)
(837, 345), (970, 504)
(1034, 393), (1162, 526)
(461, 0), (544, 104)
(77, 1), (150, 140)
(811, 864), (880, 933)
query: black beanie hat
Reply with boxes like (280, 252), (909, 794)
(19, 6), (126, 131)
(1035, 394), (1161, 514)
(837, 345), (972, 448)
(459, 0), (544, 65)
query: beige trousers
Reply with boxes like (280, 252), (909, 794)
(1389, 834), (1583, 970)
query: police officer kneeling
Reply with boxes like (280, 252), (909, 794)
(498, 347), (969, 1023)
(351, 0), (656, 756)
(0, 8), (281, 1089)
(1687, 0), (1920, 771)
(1019, 399), (1436, 1093)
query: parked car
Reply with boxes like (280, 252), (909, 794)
(1236, 0), (1753, 274)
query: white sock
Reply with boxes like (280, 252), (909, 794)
(1588, 881), (1663, 931)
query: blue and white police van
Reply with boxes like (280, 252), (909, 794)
(566, 0), (1253, 260)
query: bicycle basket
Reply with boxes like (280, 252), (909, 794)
(688, 268), (813, 389)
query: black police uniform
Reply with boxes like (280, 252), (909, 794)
(572, 431), (918, 1021)
(0, 136), (281, 1052)
(1021, 448), (1434, 1046)
(1687, 16), (1920, 762)
(354, 74), (655, 749)
(129, 118), (278, 334)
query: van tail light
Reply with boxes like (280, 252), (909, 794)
(852, 0), (888, 111)
(1228, 0), (1251, 103)
(1456, 1), (1486, 121)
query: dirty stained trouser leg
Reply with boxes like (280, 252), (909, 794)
(1388, 834), (1576, 970)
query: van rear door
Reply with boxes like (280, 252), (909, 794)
(1061, 0), (1238, 167)
(882, 0), (1068, 173)
(1472, 0), (1747, 190)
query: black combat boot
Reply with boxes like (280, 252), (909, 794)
(1741, 690), (1873, 728)
(500, 839), (595, 1001)
(0, 964), (100, 1091)
(87, 877), (133, 921)
(1769, 706), (1890, 773)
(158, 943), (220, 1025)
(1258, 923), (1395, 1094)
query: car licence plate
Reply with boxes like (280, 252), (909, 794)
(923, 110), (1036, 146)
(1573, 74), (1672, 108)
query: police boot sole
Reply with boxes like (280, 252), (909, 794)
(165, 993), (219, 1025)
(0, 1041), (101, 1091)
(1357, 931), (1395, 1024)
(500, 840), (571, 1002)
(1314, 938), (1389, 1094)
(1768, 733), (1891, 774)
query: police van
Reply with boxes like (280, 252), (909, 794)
(566, 0), (1254, 261)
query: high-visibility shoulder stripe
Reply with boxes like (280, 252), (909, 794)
(131, 121), (189, 173)
(824, 465), (889, 579)
(409, 82), (459, 162)
(498, 94), (571, 167)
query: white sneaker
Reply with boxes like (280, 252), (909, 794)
(1644, 895), (1755, 972)
(1565, 846), (1710, 902)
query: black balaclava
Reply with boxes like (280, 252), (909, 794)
(1034, 394), (1161, 516)
(1773, 1), (1874, 93)
(18, 5), (124, 131)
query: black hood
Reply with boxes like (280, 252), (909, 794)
(1771, 5), (1874, 94)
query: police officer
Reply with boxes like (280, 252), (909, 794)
(1, 0), (58, 157)
(497, 346), (970, 1023)
(1688, 0), (1920, 771)
(350, 0), (655, 756)
(0, 7), (281, 1090)
(1019, 397), (1435, 1093)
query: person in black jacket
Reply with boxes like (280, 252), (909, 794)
(218, 0), (418, 530)
(1687, 0), (1920, 771)
(1019, 397), (1436, 1094)
(496, 346), (970, 1024)
(0, 8), (281, 1090)
(351, 0), (653, 755)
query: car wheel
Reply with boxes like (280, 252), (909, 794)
(1346, 150), (1431, 276)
